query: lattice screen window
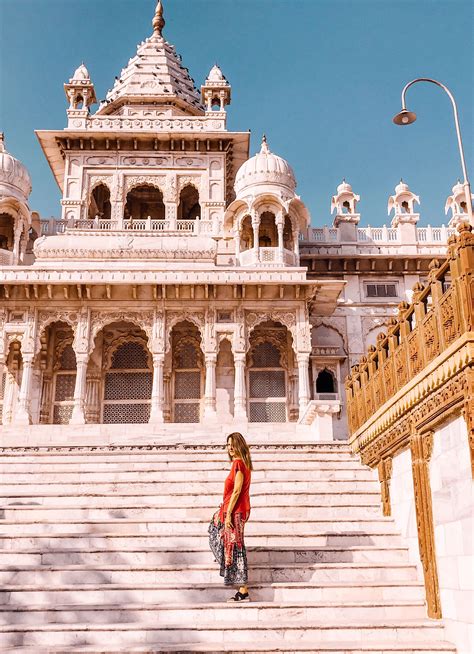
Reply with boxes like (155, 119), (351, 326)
(174, 371), (201, 400)
(249, 370), (285, 398)
(111, 341), (149, 369)
(52, 372), (76, 425)
(249, 402), (286, 423)
(104, 372), (153, 400)
(174, 403), (200, 423)
(102, 341), (152, 424)
(103, 403), (151, 424)
(252, 342), (281, 367)
(175, 343), (200, 369)
(59, 345), (76, 370)
(53, 405), (73, 425)
(0, 370), (6, 422)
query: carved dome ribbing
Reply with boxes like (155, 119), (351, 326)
(234, 136), (296, 198)
(0, 133), (32, 201)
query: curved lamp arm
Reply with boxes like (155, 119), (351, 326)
(400, 78), (469, 184)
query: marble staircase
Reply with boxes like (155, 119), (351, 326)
(0, 439), (456, 653)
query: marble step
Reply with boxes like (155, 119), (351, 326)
(0, 562), (419, 585)
(0, 518), (399, 536)
(0, 504), (383, 521)
(0, 545), (412, 566)
(0, 531), (403, 549)
(0, 619), (448, 647)
(1, 489), (381, 512)
(0, 641), (457, 654)
(0, 480), (379, 495)
(0, 581), (425, 605)
(0, 458), (365, 472)
(1, 490), (381, 507)
(0, 450), (354, 464)
(0, 468), (376, 483)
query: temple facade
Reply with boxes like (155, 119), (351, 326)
(0, 1), (465, 440)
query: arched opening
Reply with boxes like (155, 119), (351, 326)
(88, 184), (111, 221)
(0, 213), (14, 251)
(124, 184), (165, 221)
(75, 95), (84, 110)
(283, 215), (293, 250)
(401, 200), (410, 213)
(37, 322), (77, 425)
(247, 320), (294, 422)
(1, 340), (22, 425)
(101, 327), (152, 424)
(240, 215), (253, 251)
(316, 368), (336, 394)
(216, 338), (234, 419)
(258, 211), (277, 247)
(342, 200), (351, 213)
(178, 185), (201, 221)
(171, 321), (203, 423)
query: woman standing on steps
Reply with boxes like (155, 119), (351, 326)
(209, 432), (253, 602)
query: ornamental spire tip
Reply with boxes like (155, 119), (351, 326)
(153, 0), (165, 36)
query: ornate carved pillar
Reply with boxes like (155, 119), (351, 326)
(149, 353), (165, 423)
(276, 219), (284, 263)
(166, 203), (177, 230)
(85, 370), (101, 424)
(14, 352), (34, 425)
(39, 372), (53, 424)
(12, 225), (22, 265)
(233, 352), (247, 420)
(410, 429), (441, 619)
(377, 457), (393, 516)
(252, 212), (260, 263)
(203, 353), (217, 419)
(462, 367), (474, 479)
(297, 353), (311, 418)
(163, 370), (172, 422)
(70, 354), (88, 424)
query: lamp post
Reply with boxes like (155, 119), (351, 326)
(393, 78), (473, 223)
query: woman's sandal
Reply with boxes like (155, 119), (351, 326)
(227, 591), (250, 602)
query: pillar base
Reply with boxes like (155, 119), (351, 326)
(13, 409), (31, 426)
(149, 408), (164, 424)
(70, 407), (86, 425)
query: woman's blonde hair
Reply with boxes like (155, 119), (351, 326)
(227, 432), (253, 471)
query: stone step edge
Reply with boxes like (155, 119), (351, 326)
(0, 544), (409, 553)
(0, 619), (444, 633)
(0, 444), (352, 455)
(1, 561), (417, 572)
(1, 580), (424, 592)
(0, 502), (381, 510)
(0, 518), (394, 526)
(0, 490), (381, 498)
(0, 531), (400, 539)
(0, 642), (457, 654)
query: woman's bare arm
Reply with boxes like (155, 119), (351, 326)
(224, 471), (244, 527)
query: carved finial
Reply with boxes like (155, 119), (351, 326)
(0, 133), (5, 153)
(153, 0), (165, 36)
(260, 134), (270, 154)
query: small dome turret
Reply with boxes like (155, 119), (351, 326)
(71, 63), (90, 81)
(0, 133), (32, 202)
(207, 64), (226, 82)
(234, 135), (296, 199)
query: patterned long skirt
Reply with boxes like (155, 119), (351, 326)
(208, 509), (249, 586)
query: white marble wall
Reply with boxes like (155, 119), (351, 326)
(390, 415), (473, 654)
(390, 449), (421, 574)
(430, 415), (473, 654)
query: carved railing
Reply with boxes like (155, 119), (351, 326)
(0, 249), (14, 265)
(39, 218), (213, 236)
(345, 224), (473, 619)
(301, 224), (455, 244)
(239, 247), (297, 267)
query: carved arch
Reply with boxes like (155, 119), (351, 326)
(172, 334), (204, 369)
(88, 177), (113, 199)
(35, 314), (78, 356)
(103, 334), (152, 370)
(248, 332), (288, 369)
(312, 319), (348, 353)
(89, 312), (153, 354)
(165, 313), (205, 353)
(124, 176), (166, 195)
(246, 311), (297, 354)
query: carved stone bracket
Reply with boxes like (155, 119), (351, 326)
(377, 457), (393, 517)
(410, 429), (441, 619)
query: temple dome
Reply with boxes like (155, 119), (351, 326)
(234, 136), (296, 198)
(71, 63), (90, 80)
(337, 180), (352, 194)
(0, 133), (32, 202)
(207, 64), (225, 82)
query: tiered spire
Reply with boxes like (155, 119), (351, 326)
(96, 0), (203, 116)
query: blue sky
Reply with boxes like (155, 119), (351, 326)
(0, 0), (472, 226)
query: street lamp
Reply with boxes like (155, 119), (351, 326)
(393, 77), (473, 223)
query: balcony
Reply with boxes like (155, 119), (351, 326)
(40, 218), (214, 236)
(239, 247), (298, 267)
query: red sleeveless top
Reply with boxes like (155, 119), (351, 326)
(220, 458), (251, 520)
